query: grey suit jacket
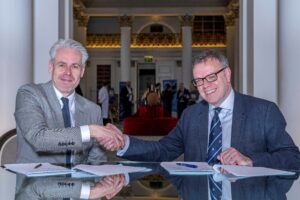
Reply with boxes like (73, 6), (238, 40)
(122, 91), (300, 170)
(15, 81), (106, 164)
(15, 175), (98, 200)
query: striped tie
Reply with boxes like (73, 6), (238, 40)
(207, 107), (222, 165)
(61, 97), (72, 167)
(208, 175), (222, 200)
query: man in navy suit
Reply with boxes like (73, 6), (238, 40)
(110, 49), (300, 170)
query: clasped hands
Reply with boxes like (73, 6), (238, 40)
(217, 147), (253, 166)
(89, 123), (125, 151)
(89, 174), (125, 199)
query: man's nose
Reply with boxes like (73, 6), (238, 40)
(64, 66), (72, 75)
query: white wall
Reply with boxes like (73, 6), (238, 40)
(0, 0), (32, 196)
(278, 0), (300, 147)
(240, 0), (299, 147)
(240, 0), (278, 103)
(33, 0), (73, 84)
(0, 0), (33, 135)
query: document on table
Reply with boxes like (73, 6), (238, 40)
(3, 163), (151, 177)
(213, 164), (295, 177)
(73, 164), (151, 177)
(161, 162), (295, 177)
(160, 162), (214, 175)
(3, 163), (71, 177)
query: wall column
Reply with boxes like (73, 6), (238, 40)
(233, 18), (240, 91)
(240, 0), (278, 103)
(181, 15), (193, 88)
(0, 0), (33, 135)
(278, 0), (300, 147)
(0, 0), (33, 196)
(34, 0), (73, 83)
(119, 15), (132, 82)
(225, 0), (239, 90)
(73, 6), (89, 96)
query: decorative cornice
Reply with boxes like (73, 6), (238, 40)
(224, 0), (239, 26)
(73, 0), (89, 27)
(86, 32), (225, 48)
(119, 15), (133, 27)
(228, 0), (239, 18)
(180, 15), (194, 27)
(224, 11), (235, 26)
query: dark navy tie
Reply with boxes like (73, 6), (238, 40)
(61, 97), (72, 167)
(207, 107), (222, 200)
(207, 107), (222, 165)
(208, 175), (222, 200)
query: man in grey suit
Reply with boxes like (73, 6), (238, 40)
(15, 174), (125, 199)
(111, 49), (300, 170)
(15, 39), (123, 165)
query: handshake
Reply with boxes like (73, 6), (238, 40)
(89, 123), (126, 151)
(89, 174), (125, 199)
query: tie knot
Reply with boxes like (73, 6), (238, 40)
(214, 107), (222, 114)
(61, 97), (69, 105)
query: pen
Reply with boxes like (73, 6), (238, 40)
(34, 163), (42, 169)
(176, 163), (198, 168)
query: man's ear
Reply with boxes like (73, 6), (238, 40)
(225, 67), (231, 83)
(80, 66), (85, 78)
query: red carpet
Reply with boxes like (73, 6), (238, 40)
(123, 105), (178, 136)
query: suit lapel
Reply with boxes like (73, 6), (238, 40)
(44, 81), (65, 128)
(74, 94), (89, 126)
(197, 102), (209, 160)
(231, 92), (246, 149)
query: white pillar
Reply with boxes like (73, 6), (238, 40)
(74, 18), (88, 96)
(278, 0), (300, 147)
(0, 0), (33, 135)
(233, 18), (240, 91)
(34, 0), (73, 84)
(120, 16), (132, 82)
(181, 15), (193, 88)
(226, 25), (235, 69)
(240, 0), (278, 103)
(0, 0), (32, 196)
(120, 27), (131, 82)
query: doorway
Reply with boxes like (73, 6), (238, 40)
(137, 63), (156, 103)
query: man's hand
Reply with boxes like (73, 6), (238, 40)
(89, 124), (125, 151)
(217, 147), (253, 166)
(89, 174), (125, 199)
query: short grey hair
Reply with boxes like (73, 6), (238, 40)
(49, 39), (89, 66)
(192, 49), (229, 69)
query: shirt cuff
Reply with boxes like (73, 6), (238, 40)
(80, 125), (91, 143)
(80, 183), (91, 199)
(117, 135), (130, 156)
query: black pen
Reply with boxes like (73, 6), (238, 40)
(34, 163), (42, 169)
(176, 162), (198, 168)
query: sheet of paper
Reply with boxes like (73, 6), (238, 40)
(213, 165), (295, 177)
(73, 164), (151, 176)
(160, 162), (214, 175)
(4, 163), (71, 177)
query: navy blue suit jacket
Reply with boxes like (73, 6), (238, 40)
(122, 91), (300, 170)
(169, 174), (298, 200)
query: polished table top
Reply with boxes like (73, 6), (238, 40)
(0, 162), (299, 200)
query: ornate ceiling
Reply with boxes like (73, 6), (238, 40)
(76, 0), (235, 16)
(81, 0), (231, 8)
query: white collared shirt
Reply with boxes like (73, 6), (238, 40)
(52, 85), (91, 199)
(52, 85), (90, 142)
(208, 88), (234, 151)
(208, 88), (234, 200)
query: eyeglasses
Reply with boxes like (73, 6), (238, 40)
(191, 67), (227, 87)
